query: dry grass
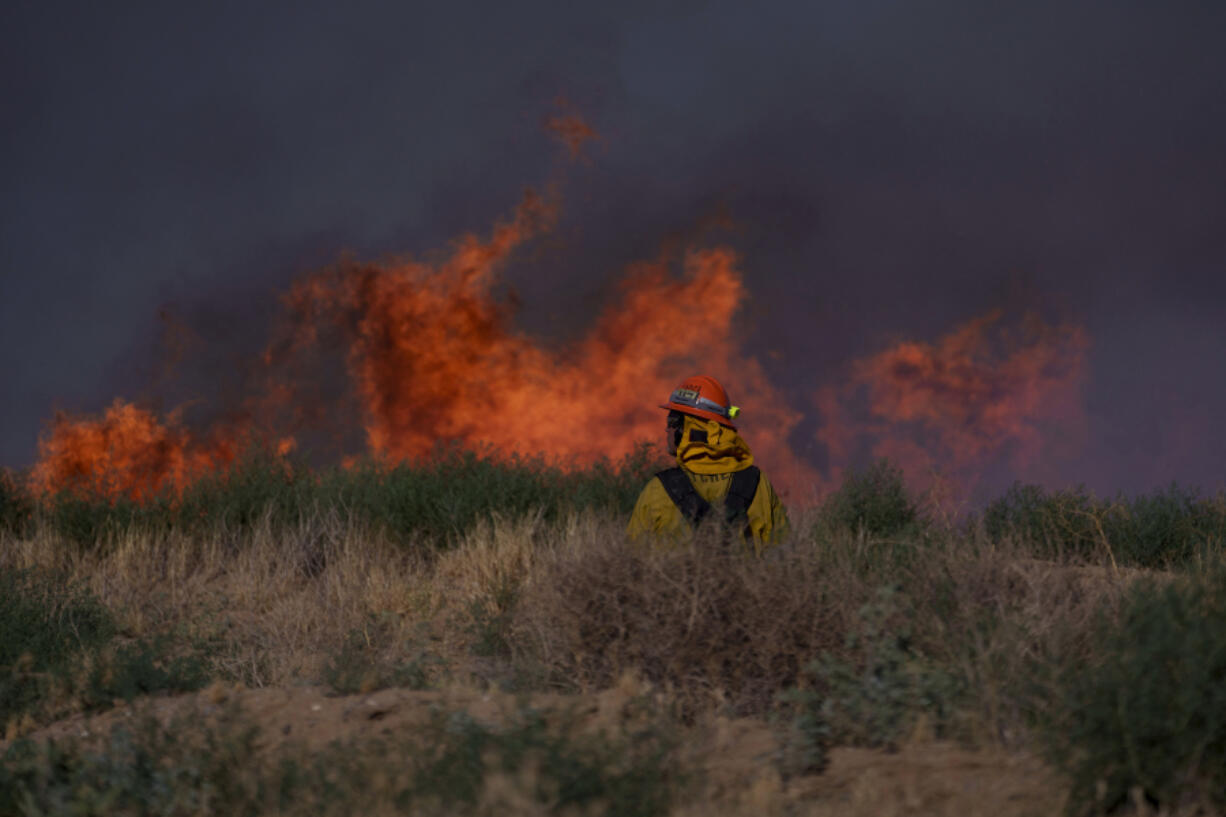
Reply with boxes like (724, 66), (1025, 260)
(7, 679), (1065, 817)
(2, 506), (1183, 814)
(510, 514), (1134, 735)
(513, 524), (847, 715)
(1, 510), (436, 687)
(0, 507), (1137, 730)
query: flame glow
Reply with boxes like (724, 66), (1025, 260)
(816, 311), (1090, 491)
(27, 115), (1092, 505)
(31, 400), (237, 502)
(270, 191), (810, 487)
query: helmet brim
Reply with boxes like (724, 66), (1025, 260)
(659, 402), (737, 431)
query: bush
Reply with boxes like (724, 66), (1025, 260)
(0, 470), (32, 537)
(0, 568), (115, 730)
(18, 444), (665, 551)
(775, 684), (832, 777)
(982, 483), (1096, 560)
(984, 483), (1226, 568)
(0, 698), (680, 816)
(81, 639), (210, 708)
(792, 586), (964, 749)
(171, 451), (316, 532)
(513, 531), (847, 717)
(1041, 565), (1226, 814)
(45, 493), (141, 551)
(467, 574), (520, 659)
(322, 618), (442, 695)
(403, 705), (677, 815)
(818, 460), (924, 538)
(0, 567), (208, 733)
(328, 444), (661, 546)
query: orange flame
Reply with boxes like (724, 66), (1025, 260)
(270, 191), (811, 490)
(26, 113), (1091, 507)
(816, 311), (1090, 492)
(30, 400), (238, 502)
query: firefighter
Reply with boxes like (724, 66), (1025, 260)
(626, 374), (789, 550)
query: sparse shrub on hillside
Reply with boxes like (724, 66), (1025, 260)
(792, 586), (965, 749)
(513, 530), (848, 717)
(325, 444), (661, 546)
(0, 470), (32, 538)
(323, 618), (443, 695)
(467, 574), (521, 659)
(0, 568), (114, 731)
(983, 483), (1096, 560)
(80, 639), (210, 709)
(1040, 564), (1226, 815)
(1118, 487), (1226, 566)
(775, 685), (832, 776)
(817, 459), (925, 538)
(984, 482), (1226, 567)
(173, 451), (315, 532)
(0, 567), (209, 734)
(0, 698), (680, 817)
(45, 492), (139, 550)
(11, 444), (664, 550)
(404, 705), (677, 815)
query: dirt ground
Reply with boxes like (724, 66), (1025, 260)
(13, 684), (1064, 816)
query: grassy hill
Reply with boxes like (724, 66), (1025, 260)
(1, 455), (1224, 815)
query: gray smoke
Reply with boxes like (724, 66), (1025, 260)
(3, 0), (1224, 494)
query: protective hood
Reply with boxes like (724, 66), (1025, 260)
(675, 414), (755, 475)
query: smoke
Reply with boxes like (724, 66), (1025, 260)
(29, 121), (1093, 504)
(816, 311), (1090, 497)
(5, 1), (1226, 504)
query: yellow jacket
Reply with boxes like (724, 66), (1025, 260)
(626, 415), (789, 552)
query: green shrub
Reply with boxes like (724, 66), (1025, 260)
(984, 483), (1226, 567)
(81, 639), (210, 707)
(404, 705), (677, 815)
(1, 698), (680, 816)
(1112, 487), (1226, 567)
(0, 470), (32, 537)
(982, 483), (1097, 560)
(20, 444), (664, 551)
(788, 586), (964, 750)
(0, 567), (209, 732)
(0, 568), (115, 729)
(775, 684), (832, 777)
(45, 493), (140, 550)
(171, 450), (315, 532)
(467, 574), (520, 659)
(0, 710), (265, 817)
(818, 460), (924, 538)
(1040, 566), (1226, 815)
(329, 444), (660, 546)
(322, 619), (442, 695)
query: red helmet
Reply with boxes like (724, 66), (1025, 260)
(660, 374), (740, 429)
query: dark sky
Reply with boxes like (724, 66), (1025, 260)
(3, 0), (1225, 494)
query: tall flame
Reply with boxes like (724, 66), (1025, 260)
(270, 191), (809, 486)
(26, 114), (1092, 505)
(30, 400), (238, 502)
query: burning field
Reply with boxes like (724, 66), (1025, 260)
(23, 124), (1091, 509)
(6, 0), (1225, 807)
(5, 132), (1226, 808)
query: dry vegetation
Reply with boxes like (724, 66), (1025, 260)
(2, 460), (1225, 815)
(0, 508), (1132, 722)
